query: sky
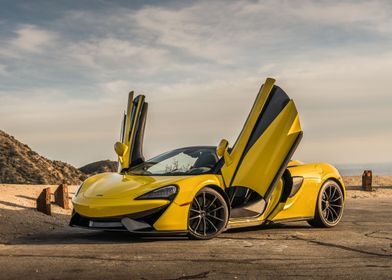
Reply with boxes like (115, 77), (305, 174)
(0, 0), (392, 168)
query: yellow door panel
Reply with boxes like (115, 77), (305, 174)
(118, 91), (134, 170)
(221, 78), (303, 201)
(220, 78), (275, 186)
(231, 101), (301, 197)
(118, 93), (147, 170)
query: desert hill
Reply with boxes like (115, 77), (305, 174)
(0, 130), (86, 184)
(79, 160), (117, 175)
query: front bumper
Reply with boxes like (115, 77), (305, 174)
(70, 199), (190, 233)
(70, 212), (187, 236)
(70, 204), (166, 230)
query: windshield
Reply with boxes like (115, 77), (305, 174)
(126, 147), (218, 176)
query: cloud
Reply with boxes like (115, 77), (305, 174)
(289, 1), (392, 34)
(4, 47), (391, 166)
(9, 25), (57, 53)
(65, 37), (172, 75)
(132, 0), (392, 65)
(0, 64), (7, 75)
(0, 87), (125, 165)
(133, 4), (236, 63)
(1, 0), (392, 166)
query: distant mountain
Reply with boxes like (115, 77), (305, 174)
(79, 160), (118, 175)
(0, 130), (86, 184)
(336, 162), (392, 176)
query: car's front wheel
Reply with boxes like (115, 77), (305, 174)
(308, 180), (344, 227)
(188, 187), (228, 240)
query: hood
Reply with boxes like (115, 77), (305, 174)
(82, 172), (187, 199)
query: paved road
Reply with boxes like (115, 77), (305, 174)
(0, 198), (391, 279)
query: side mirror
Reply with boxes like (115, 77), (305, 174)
(216, 139), (232, 166)
(114, 142), (128, 159)
(217, 139), (228, 157)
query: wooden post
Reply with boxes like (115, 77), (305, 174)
(362, 170), (373, 191)
(54, 184), (70, 209)
(36, 187), (51, 215)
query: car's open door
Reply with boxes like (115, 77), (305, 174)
(221, 78), (302, 203)
(117, 92), (148, 171)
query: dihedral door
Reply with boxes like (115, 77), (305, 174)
(119, 92), (148, 170)
(221, 78), (303, 201)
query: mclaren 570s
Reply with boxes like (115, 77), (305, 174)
(70, 77), (345, 239)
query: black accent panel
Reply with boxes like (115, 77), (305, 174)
(289, 176), (304, 198)
(128, 98), (138, 141)
(69, 212), (99, 228)
(279, 169), (293, 203)
(120, 113), (126, 143)
(130, 102), (148, 167)
(129, 95), (145, 142)
(137, 204), (168, 226)
(243, 85), (290, 156)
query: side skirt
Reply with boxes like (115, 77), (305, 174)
(269, 216), (313, 224)
(226, 217), (265, 229)
(226, 216), (313, 230)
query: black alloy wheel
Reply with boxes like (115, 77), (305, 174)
(188, 187), (228, 240)
(308, 180), (344, 227)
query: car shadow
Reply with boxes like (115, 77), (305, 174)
(225, 222), (311, 234)
(8, 220), (313, 246)
(9, 229), (190, 245)
(1, 197), (313, 246)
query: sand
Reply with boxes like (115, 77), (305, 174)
(0, 185), (77, 244)
(343, 175), (392, 199)
(0, 177), (391, 244)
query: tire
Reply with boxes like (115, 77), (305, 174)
(308, 180), (344, 228)
(188, 187), (229, 240)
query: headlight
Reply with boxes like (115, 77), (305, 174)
(74, 183), (83, 198)
(136, 185), (178, 200)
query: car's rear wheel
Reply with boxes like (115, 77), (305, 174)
(188, 187), (228, 240)
(308, 180), (344, 227)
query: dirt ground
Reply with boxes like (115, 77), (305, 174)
(0, 184), (77, 244)
(0, 176), (390, 243)
(0, 177), (391, 279)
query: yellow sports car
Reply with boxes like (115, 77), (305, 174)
(71, 78), (345, 239)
